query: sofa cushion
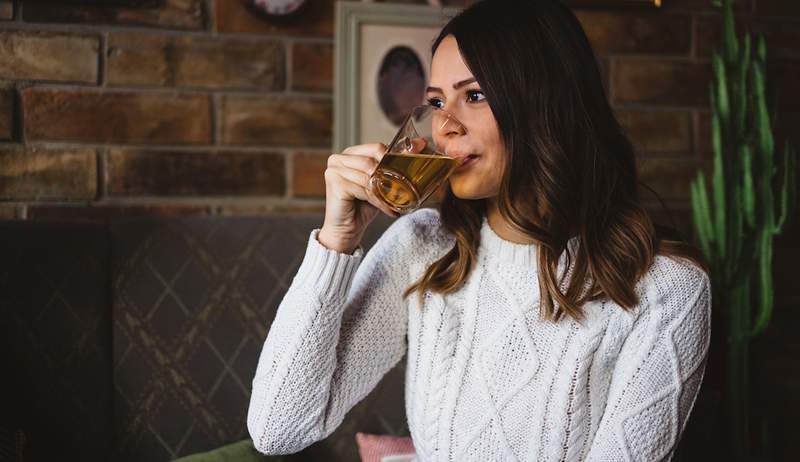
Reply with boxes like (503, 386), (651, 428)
(110, 214), (406, 461)
(0, 221), (112, 462)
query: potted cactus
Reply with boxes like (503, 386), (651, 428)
(690, 0), (796, 460)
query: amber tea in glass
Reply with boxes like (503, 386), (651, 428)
(369, 105), (466, 214)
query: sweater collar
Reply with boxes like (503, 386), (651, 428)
(479, 215), (579, 269)
(479, 215), (539, 267)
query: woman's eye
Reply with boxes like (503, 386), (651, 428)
(426, 97), (444, 109)
(466, 90), (485, 103)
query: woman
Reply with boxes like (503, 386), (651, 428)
(247, 1), (712, 461)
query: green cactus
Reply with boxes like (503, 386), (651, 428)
(691, 0), (797, 459)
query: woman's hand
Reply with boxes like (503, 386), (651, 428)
(318, 143), (400, 254)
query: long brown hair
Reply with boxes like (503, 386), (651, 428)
(402, 0), (708, 321)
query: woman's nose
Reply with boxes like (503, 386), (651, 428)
(433, 110), (467, 137)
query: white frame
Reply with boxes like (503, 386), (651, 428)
(333, 1), (458, 152)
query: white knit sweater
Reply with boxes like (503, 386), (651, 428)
(247, 208), (712, 462)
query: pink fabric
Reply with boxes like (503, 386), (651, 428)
(355, 432), (416, 462)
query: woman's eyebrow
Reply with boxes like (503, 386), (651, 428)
(425, 77), (478, 93)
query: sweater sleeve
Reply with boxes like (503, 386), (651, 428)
(247, 215), (416, 455)
(583, 266), (712, 462)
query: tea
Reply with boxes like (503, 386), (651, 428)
(370, 152), (459, 213)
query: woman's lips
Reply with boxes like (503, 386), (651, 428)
(455, 154), (479, 170)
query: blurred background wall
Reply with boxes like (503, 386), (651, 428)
(0, 0), (796, 227)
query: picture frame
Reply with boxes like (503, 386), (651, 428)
(333, 1), (459, 152)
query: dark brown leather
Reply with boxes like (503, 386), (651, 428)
(1, 213), (406, 462)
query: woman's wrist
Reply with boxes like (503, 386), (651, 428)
(317, 228), (359, 255)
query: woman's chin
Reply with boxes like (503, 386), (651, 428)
(449, 182), (491, 201)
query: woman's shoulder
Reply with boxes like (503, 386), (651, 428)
(371, 208), (452, 270)
(634, 253), (711, 322)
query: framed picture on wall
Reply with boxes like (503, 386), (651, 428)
(333, 1), (458, 152)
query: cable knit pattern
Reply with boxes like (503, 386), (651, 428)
(247, 208), (712, 461)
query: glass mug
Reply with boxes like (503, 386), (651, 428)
(368, 105), (467, 214)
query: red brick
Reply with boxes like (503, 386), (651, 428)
(695, 16), (800, 60)
(0, 1), (13, 20)
(0, 32), (98, 83)
(616, 110), (692, 154)
(0, 147), (97, 200)
(575, 10), (690, 55)
(107, 34), (285, 90)
(774, 245), (800, 300)
(292, 42), (332, 93)
(0, 88), (13, 140)
(613, 59), (712, 106)
(22, 0), (205, 30)
(22, 88), (211, 144)
(757, 0), (800, 17)
(0, 205), (18, 219)
(174, 38), (284, 90)
(775, 111), (800, 155)
(216, 0), (333, 36)
(769, 60), (800, 110)
(696, 111), (712, 155)
(26, 204), (212, 222)
(693, 14), (753, 58)
(105, 34), (170, 86)
(215, 203), (326, 216)
(293, 151), (327, 198)
(106, 149), (286, 196)
(636, 157), (704, 201)
(222, 95), (331, 147)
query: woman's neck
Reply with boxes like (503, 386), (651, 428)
(486, 199), (539, 245)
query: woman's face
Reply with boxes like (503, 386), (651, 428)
(428, 35), (505, 200)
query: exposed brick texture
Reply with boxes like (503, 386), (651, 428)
(292, 42), (333, 92)
(614, 60), (713, 106)
(22, 89), (211, 144)
(0, 147), (96, 200)
(222, 95), (331, 147)
(106, 34), (286, 90)
(22, 0), (206, 30)
(0, 32), (98, 83)
(106, 149), (286, 196)
(0, 88), (13, 140)
(293, 151), (328, 198)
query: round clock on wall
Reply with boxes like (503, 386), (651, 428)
(244, 0), (309, 20)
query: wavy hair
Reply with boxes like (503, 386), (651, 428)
(402, 0), (708, 321)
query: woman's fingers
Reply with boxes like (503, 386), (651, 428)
(329, 164), (370, 188)
(328, 153), (379, 176)
(323, 142), (401, 218)
(341, 143), (387, 162)
(325, 167), (399, 217)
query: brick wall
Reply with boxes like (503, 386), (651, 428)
(0, 0), (797, 227)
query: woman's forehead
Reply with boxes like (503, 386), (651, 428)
(430, 37), (474, 88)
